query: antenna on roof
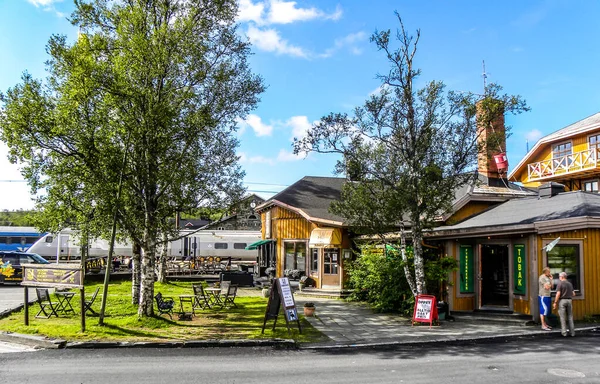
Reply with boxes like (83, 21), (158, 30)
(482, 60), (487, 93)
(526, 139), (529, 153)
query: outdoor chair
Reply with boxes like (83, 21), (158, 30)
(154, 292), (175, 319)
(35, 288), (59, 319)
(83, 287), (100, 315)
(192, 284), (211, 310)
(220, 283), (238, 308)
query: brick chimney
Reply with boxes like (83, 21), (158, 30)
(476, 100), (507, 182)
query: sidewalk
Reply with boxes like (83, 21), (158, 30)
(292, 296), (600, 350)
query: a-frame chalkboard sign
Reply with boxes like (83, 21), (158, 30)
(261, 277), (301, 334)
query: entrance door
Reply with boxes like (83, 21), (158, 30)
(479, 244), (509, 308)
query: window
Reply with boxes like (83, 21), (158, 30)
(547, 244), (581, 291)
(284, 241), (306, 272)
(214, 243), (228, 250)
(310, 248), (318, 272)
(323, 248), (339, 275)
(552, 141), (572, 169)
(589, 134), (600, 154)
(583, 180), (599, 192)
(233, 243), (246, 250)
(45, 236), (54, 243)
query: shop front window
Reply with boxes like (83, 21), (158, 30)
(547, 244), (581, 291)
(310, 248), (318, 272)
(284, 241), (307, 277)
(323, 248), (339, 275)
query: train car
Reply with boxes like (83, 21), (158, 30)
(0, 226), (45, 252)
(169, 230), (262, 264)
(27, 230), (133, 262)
(27, 229), (262, 264)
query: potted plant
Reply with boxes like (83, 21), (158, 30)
(303, 302), (315, 316)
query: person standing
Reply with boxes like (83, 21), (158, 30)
(538, 267), (553, 330)
(553, 271), (576, 337)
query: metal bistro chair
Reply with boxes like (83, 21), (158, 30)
(220, 282), (238, 308)
(83, 287), (100, 315)
(192, 284), (212, 310)
(35, 288), (59, 319)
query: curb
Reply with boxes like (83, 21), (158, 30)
(298, 326), (600, 351)
(64, 338), (298, 349)
(0, 331), (66, 349)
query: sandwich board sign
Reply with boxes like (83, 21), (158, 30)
(412, 294), (438, 328)
(262, 277), (301, 334)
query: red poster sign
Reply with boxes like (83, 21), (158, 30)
(412, 294), (438, 328)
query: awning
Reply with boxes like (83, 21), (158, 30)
(309, 227), (342, 248)
(245, 239), (275, 250)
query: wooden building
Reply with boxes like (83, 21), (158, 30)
(430, 112), (600, 320)
(254, 176), (352, 290)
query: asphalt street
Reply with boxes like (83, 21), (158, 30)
(0, 334), (598, 383)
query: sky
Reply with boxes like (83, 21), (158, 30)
(1, 0), (600, 211)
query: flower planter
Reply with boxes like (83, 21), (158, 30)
(303, 305), (315, 317)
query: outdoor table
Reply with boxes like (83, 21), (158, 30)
(178, 295), (196, 319)
(54, 291), (76, 315)
(205, 287), (222, 307)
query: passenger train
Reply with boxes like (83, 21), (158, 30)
(25, 229), (262, 264)
(0, 226), (45, 252)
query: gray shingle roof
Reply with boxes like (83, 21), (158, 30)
(260, 176), (346, 224)
(437, 191), (600, 232)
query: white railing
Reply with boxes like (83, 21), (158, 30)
(527, 148), (599, 181)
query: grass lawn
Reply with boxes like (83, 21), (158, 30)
(0, 281), (328, 344)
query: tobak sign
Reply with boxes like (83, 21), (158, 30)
(412, 294), (438, 328)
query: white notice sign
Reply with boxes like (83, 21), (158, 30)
(279, 277), (295, 308)
(414, 297), (433, 321)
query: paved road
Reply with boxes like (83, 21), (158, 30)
(0, 334), (598, 383)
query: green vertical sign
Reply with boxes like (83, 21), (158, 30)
(459, 245), (474, 293)
(513, 244), (526, 295)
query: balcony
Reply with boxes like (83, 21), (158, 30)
(528, 148), (600, 182)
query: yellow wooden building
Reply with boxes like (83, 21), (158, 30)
(430, 112), (600, 320)
(254, 176), (353, 291)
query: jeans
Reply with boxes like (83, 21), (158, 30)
(558, 299), (575, 336)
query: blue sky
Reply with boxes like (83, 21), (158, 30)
(2, 0), (600, 210)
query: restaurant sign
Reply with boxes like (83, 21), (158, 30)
(513, 244), (526, 295)
(21, 264), (83, 289)
(459, 245), (474, 293)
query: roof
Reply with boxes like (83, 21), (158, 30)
(433, 191), (600, 237)
(442, 172), (536, 222)
(509, 112), (600, 180)
(255, 176), (346, 226)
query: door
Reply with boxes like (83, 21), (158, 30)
(321, 247), (340, 288)
(479, 244), (510, 308)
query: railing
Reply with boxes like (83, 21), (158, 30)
(528, 148), (599, 181)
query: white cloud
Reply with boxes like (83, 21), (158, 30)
(525, 129), (543, 143)
(237, 0), (265, 24)
(277, 149), (303, 162)
(239, 152), (276, 165)
(246, 25), (308, 58)
(320, 31), (366, 58)
(26, 0), (62, 6)
(267, 0), (341, 24)
(238, 113), (273, 136)
(285, 115), (313, 140)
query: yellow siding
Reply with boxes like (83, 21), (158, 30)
(537, 229), (600, 320)
(513, 297), (530, 315)
(446, 202), (495, 225)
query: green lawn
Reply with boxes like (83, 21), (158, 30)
(0, 281), (328, 343)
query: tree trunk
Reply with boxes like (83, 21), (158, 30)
(131, 242), (141, 305)
(412, 225), (427, 296)
(157, 232), (168, 283)
(397, 227), (418, 297)
(138, 238), (156, 317)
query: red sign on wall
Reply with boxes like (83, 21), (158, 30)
(412, 294), (438, 328)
